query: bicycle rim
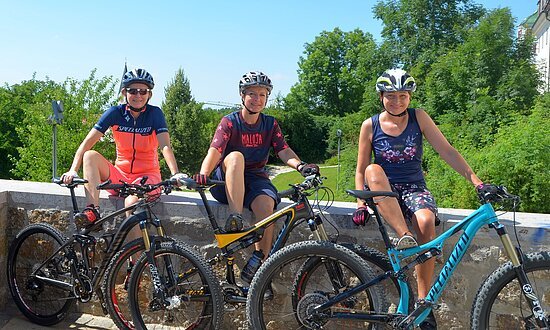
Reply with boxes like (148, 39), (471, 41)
(102, 239), (144, 330)
(128, 241), (223, 330)
(7, 224), (74, 326)
(472, 251), (550, 329)
(247, 241), (385, 330)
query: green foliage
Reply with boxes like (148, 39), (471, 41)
(162, 69), (215, 175)
(474, 95), (550, 213)
(374, 0), (485, 81)
(425, 8), (539, 149)
(12, 71), (117, 181)
(286, 28), (383, 117)
(267, 107), (328, 163)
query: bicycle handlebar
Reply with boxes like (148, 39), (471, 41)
(52, 177), (88, 188)
(177, 177), (225, 190)
(277, 174), (324, 199)
(96, 179), (175, 198)
(479, 185), (520, 204)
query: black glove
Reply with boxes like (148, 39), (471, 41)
(352, 206), (370, 226)
(476, 183), (500, 203)
(297, 162), (320, 177)
(192, 173), (209, 185)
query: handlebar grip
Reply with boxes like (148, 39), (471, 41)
(97, 180), (125, 190)
(278, 188), (295, 198)
(52, 177), (88, 186)
(180, 178), (225, 190)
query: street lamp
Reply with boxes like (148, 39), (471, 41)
(336, 129), (342, 191)
(49, 100), (64, 179)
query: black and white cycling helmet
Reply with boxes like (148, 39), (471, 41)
(376, 69), (416, 93)
(122, 68), (155, 89)
(239, 71), (273, 95)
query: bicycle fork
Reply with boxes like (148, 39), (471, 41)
(493, 222), (549, 327)
(140, 218), (181, 310)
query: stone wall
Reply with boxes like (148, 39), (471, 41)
(1, 179), (549, 329)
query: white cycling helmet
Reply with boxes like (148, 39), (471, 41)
(239, 71), (273, 95)
(376, 69), (416, 93)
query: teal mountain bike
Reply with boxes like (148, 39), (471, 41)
(246, 185), (550, 329)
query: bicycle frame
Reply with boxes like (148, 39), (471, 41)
(180, 177), (332, 302)
(311, 194), (541, 328)
(30, 188), (169, 300)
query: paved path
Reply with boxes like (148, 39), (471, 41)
(0, 305), (116, 330)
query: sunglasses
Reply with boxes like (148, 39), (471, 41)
(126, 88), (151, 95)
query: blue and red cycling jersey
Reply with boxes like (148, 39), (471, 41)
(94, 104), (168, 174)
(210, 111), (289, 178)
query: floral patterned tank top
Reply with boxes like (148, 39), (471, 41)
(371, 108), (425, 184)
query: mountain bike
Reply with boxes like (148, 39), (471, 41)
(246, 185), (550, 329)
(7, 177), (220, 330)
(126, 173), (403, 329)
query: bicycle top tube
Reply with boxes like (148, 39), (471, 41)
(179, 174), (324, 252)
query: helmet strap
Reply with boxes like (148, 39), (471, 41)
(125, 96), (149, 112)
(241, 95), (268, 115)
(385, 109), (408, 117)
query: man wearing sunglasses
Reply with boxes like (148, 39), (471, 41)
(61, 68), (182, 232)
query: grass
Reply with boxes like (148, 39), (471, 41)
(272, 166), (355, 202)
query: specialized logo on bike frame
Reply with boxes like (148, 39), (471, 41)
(148, 263), (163, 292)
(296, 203), (306, 210)
(241, 133), (263, 147)
(428, 231), (470, 300)
(115, 125), (153, 135)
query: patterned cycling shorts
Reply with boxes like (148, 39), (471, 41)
(366, 183), (439, 226)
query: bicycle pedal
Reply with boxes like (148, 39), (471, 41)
(224, 214), (244, 233)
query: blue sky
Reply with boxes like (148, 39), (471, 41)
(0, 1), (537, 106)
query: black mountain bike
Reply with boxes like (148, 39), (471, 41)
(7, 177), (219, 330)
(246, 185), (550, 329)
(126, 173), (404, 329)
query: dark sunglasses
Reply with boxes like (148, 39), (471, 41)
(126, 88), (151, 95)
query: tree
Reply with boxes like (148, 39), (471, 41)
(475, 95), (550, 213)
(13, 71), (117, 181)
(286, 28), (383, 117)
(373, 0), (485, 82)
(162, 68), (193, 131)
(424, 8), (539, 149)
(162, 68), (212, 175)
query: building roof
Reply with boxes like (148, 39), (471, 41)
(520, 11), (538, 29)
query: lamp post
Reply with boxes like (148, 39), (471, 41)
(336, 129), (342, 191)
(49, 101), (64, 179)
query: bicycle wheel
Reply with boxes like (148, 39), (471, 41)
(293, 242), (413, 320)
(246, 240), (385, 330)
(128, 240), (223, 330)
(101, 238), (146, 330)
(471, 251), (550, 329)
(339, 243), (414, 313)
(7, 223), (74, 326)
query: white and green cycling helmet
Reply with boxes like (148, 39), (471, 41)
(376, 69), (416, 93)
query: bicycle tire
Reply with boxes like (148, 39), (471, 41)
(293, 243), (413, 318)
(101, 238), (146, 330)
(7, 223), (75, 326)
(127, 240), (223, 330)
(470, 251), (550, 329)
(246, 240), (385, 329)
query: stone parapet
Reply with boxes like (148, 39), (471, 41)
(1, 179), (549, 328)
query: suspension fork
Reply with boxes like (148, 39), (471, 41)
(307, 213), (346, 288)
(493, 222), (549, 327)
